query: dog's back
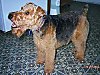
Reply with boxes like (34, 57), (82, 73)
(41, 12), (81, 45)
(41, 4), (89, 46)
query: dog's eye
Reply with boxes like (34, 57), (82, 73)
(25, 11), (29, 15)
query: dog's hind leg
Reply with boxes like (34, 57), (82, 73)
(71, 15), (89, 61)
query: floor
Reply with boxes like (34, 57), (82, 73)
(0, 1), (100, 75)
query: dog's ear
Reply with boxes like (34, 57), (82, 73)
(36, 6), (46, 16)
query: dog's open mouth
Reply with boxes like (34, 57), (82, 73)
(11, 22), (22, 29)
(11, 22), (24, 38)
(11, 22), (18, 28)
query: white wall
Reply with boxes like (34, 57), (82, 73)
(74, 0), (100, 4)
(0, 0), (5, 31)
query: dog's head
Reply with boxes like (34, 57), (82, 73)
(8, 2), (45, 37)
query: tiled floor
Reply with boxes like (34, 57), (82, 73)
(0, 1), (100, 75)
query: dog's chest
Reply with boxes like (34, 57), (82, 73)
(33, 30), (57, 49)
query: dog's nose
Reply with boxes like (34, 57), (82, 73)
(8, 12), (14, 20)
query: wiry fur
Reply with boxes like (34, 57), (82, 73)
(8, 3), (89, 74)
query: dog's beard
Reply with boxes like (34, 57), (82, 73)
(11, 22), (26, 38)
(12, 27), (23, 37)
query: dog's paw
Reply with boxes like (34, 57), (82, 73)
(44, 68), (54, 73)
(36, 59), (44, 64)
(44, 72), (51, 75)
(75, 51), (84, 61)
(44, 65), (54, 73)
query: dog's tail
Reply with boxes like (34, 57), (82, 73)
(82, 4), (89, 16)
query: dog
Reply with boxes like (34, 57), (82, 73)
(8, 2), (89, 74)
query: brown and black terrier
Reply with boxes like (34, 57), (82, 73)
(8, 2), (89, 74)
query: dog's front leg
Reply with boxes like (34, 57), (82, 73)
(44, 46), (56, 73)
(33, 32), (45, 64)
(36, 45), (45, 64)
